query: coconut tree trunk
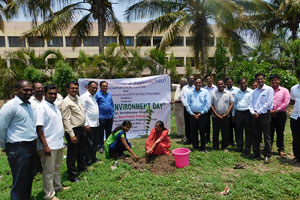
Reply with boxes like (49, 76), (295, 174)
(97, 6), (106, 54)
(292, 26), (299, 71)
(200, 35), (207, 74)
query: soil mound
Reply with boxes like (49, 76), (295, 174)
(123, 154), (176, 175)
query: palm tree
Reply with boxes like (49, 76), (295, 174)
(253, 0), (300, 68)
(125, 0), (266, 73)
(20, 0), (124, 54)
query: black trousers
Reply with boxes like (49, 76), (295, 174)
(270, 111), (286, 152)
(252, 112), (272, 157)
(99, 118), (113, 148)
(6, 140), (37, 200)
(184, 107), (192, 142)
(228, 113), (236, 145)
(85, 126), (100, 165)
(291, 117), (300, 159)
(190, 113), (209, 150)
(204, 110), (212, 142)
(65, 127), (86, 180)
(235, 110), (252, 152)
(212, 117), (229, 149)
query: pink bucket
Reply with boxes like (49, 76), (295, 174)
(172, 148), (191, 168)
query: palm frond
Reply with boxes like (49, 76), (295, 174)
(70, 13), (93, 47)
(22, 2), (84, 39)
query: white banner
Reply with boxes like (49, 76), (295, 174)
(78, 75), (171, 138)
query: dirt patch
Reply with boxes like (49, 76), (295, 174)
(123, 154), (176, 175)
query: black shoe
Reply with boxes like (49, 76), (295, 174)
(249, 153), (261, 159)
(243, 150), (251, 156)
(183, 140), (192, 145)
(86, 161), (93, 167)
(92, 158), (100, 163)
(69, 177), (80, 183)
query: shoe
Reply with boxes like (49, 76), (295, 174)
(92, 158), (100, 163)
(183, 140), (192, 145)
(243, 150), (251, 156)
(264, 156), (271, 164)
(279, 152), (287, 158)
(292, 158), (299, 164)
(99, 148), (104, 154)
(50, 196), (60, 200)
(177, 134), (184, 138)
(236, 148), (243, 152)
(56, 186), (71, 192)
(68, 177), (80, 183)
(249, 153), (261, 159)
(86, 161), (93, 167)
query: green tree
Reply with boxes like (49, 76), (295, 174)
(125, 0), (264, 73)
(53, 60), (77, 96)
(21, 0), (125, 53)
(24, 66), (45, 83)
(214, 39), (228, 80)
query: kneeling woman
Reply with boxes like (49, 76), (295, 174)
(105, 120), (139, 161)
(145, 121), (171, 155)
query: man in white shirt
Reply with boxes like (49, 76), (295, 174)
(172, 78), (187, 137)
(181, 75), (195, 144)
(204, 74), (217, 143)
(80, 81), (100, 166)
(29, 82), (44, 174)
(36, 84), (68, 200)
(290, 69), (300, 164)
(225, 77), (239, 147)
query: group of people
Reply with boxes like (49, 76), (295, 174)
(0, 79), (172, 200)
(173, 70), (300, 165)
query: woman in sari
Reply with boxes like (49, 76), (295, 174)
(145, 121), (171, 155)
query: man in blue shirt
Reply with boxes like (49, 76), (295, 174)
(232, 78), (253, 154)
(186, 78), (211, 152)
(249, 73), (274, 164)
(95, 81), (114, 153)
(0, 80), (37, 200)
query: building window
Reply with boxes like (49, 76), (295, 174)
(124, 36), (134, 46)
(208, 57), (215, 66)
(47, 37), (63, 47)
(187, 57), (195, 67)
(8, 36), (25, 47)
(104, 36), (117, 46)
(153, 36), (162, 47)
(205, 37), (215, 47)
(66, 36), (81, 47)
(136, 36), (151, 46)
(186, 37), (193, 46)
(171, 37), (184, 46)
(175, 57), (184, 66)
(28, 37), (44, 47)
(0, 36), (5, 47)
(66, 58), (78, 66)
(83, 36), (99, 47)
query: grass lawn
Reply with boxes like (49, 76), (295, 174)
(1, 113), (300, 200)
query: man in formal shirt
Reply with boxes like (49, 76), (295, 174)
(181, 75), (195, 145)
(204, 74), (217, 143)
(186, 78), (211, 152)
(29, 82), (44, 174)
(232, 78), (253, 154)
(172, 78), (187, 137)
(290, 69), (300, 164)
(211, 80), (234, 152)
(36, 84), (68, 200)
(95, 81), (114, 153)
(225, 77), (239, 146)
(80, 81), (100, 166)
(269, 74), (290, 157)
(0, 80), (37, 200)
(60, 82), (86, 182)
(249, 73), (274, 164)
